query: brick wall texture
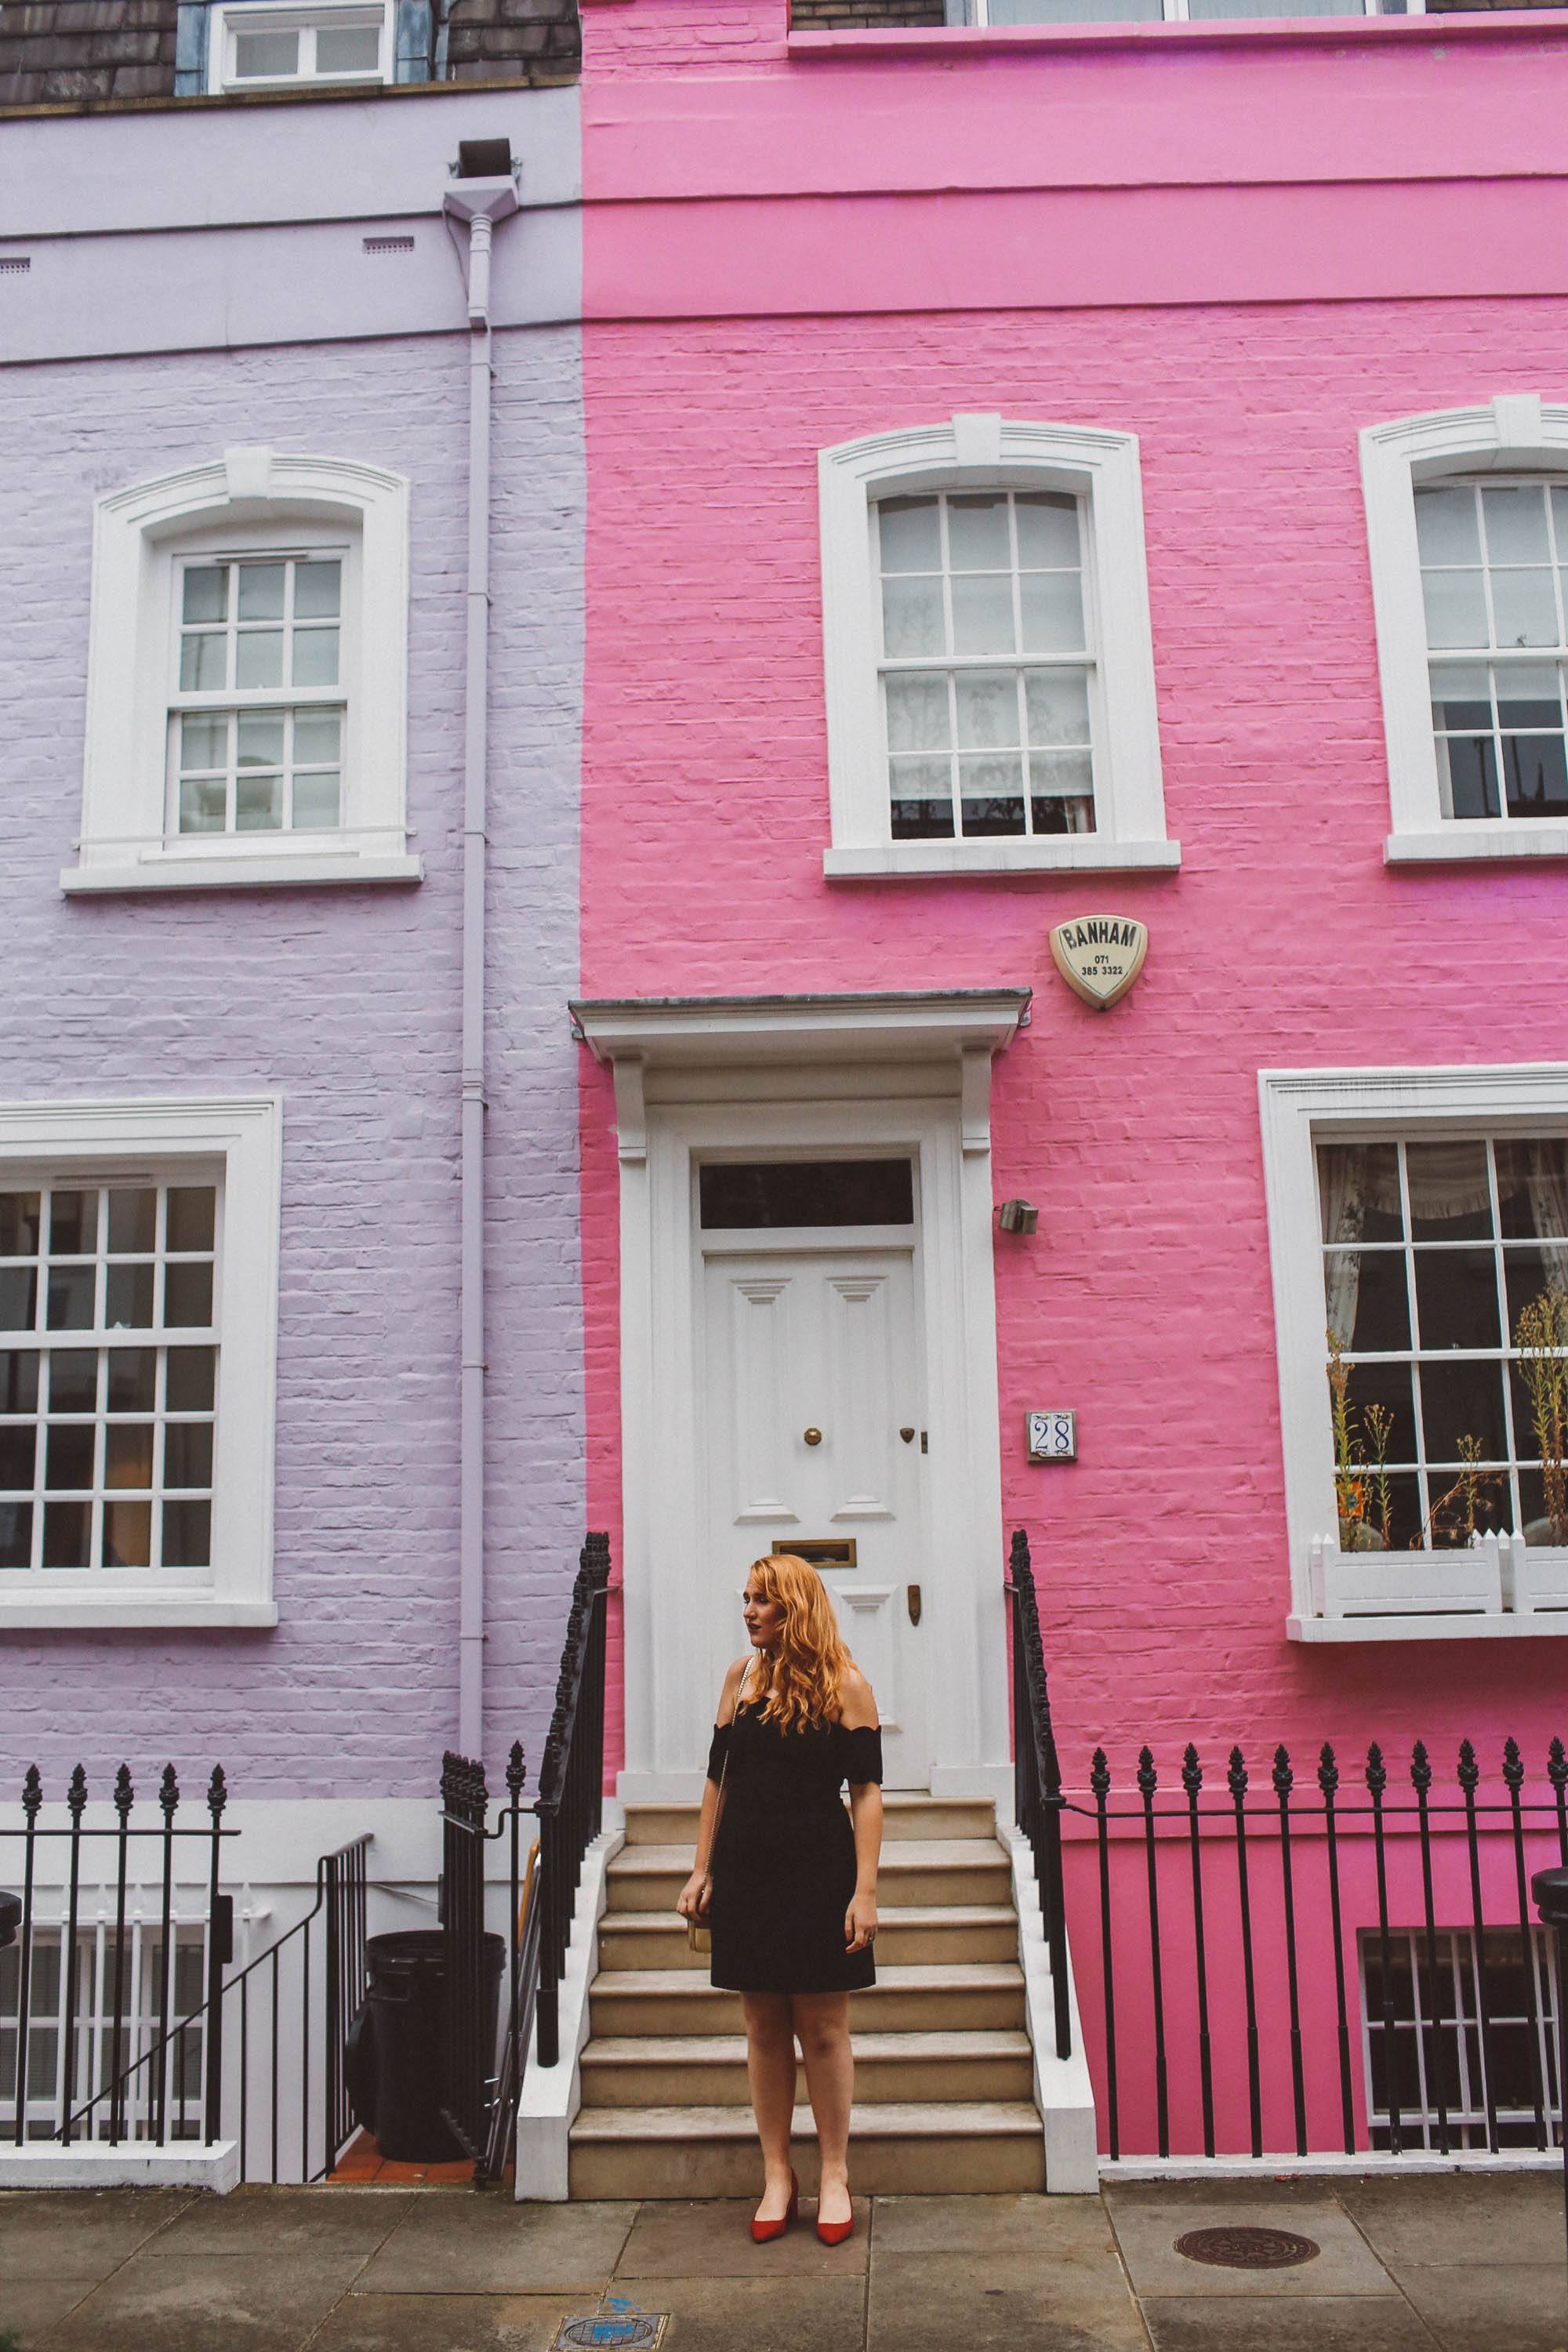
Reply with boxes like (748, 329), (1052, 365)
(578, 298), (1568, 1782)
(0, 325), (586, 1797)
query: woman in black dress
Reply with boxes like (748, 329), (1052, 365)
(676, 1552), (884, 2245)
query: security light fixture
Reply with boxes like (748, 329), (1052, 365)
(996, 1199), (1039, 1235)
(453, 139), (515, 182)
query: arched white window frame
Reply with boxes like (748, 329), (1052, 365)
(67, 447), (419, 895)
(1363, 394), (1568, 866)
(818, 415), (1177, 877)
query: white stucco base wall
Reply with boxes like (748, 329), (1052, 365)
(513, 1827), (623, 2201)
(0, 2142), (241, 2192)
(1007, 1830), (1099, 2194)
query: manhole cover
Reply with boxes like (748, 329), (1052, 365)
(1174, 2226), (1321, 2271)
(554, 2318), (667, 2350)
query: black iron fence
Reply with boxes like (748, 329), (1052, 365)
(1009, 1525), (1568, 2165)
(1, 1762), (234, 2149)
(1, 1762), (370, 2181)
(1074, 1730), (1568, 2164)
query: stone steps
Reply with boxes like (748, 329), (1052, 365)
(597, 1904), (1018, 1972)
(568, 1793), (1046, 2197)
(606, 1838), (1013, 1912)
(586, 1961), (1030, 2040)
(568, 2100), (1047, 2200)
(579, 2027), (1036, 2108)
(619, 1792), (998, 1847)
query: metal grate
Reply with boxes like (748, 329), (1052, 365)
(362, 235), (415, 254)
(0, 258), (31, 275)
(1174, 2226), (1321, 2270)
(554, 2319), (667, 2350)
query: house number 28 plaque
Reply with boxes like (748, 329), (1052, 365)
(1049, 916), (1148, 1010)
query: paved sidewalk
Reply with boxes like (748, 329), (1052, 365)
(1, 2172), (1563, 2350)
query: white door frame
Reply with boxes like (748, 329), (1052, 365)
(572, 990), (1030, 1806)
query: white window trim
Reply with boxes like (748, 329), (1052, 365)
(1363, 394), (1568, 866)
(0, 1094), (281, 1628)
(818, 414), (1177, 878)
(206, 0), (392, 93)
(67, 448), (419, 896)
(1260, 1062), (1568, 1644)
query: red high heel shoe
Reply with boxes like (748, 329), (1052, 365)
(815, 2191), (855, 2247)
(751, 2171), (799, 2243)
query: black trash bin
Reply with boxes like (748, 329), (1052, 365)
(344, 1929), (506, 2163)
(0, 1891), (20, 1951)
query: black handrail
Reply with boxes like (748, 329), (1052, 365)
(535, 1531), (612, 2068)
(1005, 1527), (1073, 2059)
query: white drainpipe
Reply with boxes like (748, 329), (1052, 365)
(444, 158), (519, 1759)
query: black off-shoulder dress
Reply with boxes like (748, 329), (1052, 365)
(706, 1699), (884, 1994)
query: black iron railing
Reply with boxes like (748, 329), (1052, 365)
(1, 1762), (369, 2180)
(535, 1530), (612, 2069)
(434, 1530), (612, 2184)
(438, 1749), (492, 2161)
(1075, 1734), (1568, 2164)
(1007, 1528), (1073, 2059)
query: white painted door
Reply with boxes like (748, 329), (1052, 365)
(701, 1247), (929, 1788)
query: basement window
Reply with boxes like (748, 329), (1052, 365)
(1361, 1926), (1564, 2152)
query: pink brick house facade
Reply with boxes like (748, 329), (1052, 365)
(574, 0), (1568, 2157)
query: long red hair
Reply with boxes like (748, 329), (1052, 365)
(744, 1554), (855, 1734)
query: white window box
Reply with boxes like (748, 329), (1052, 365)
(1297, 1533), (1568, 1640)
(1261, 1063), (1568, 1642)
(1363, 394), (1568, 865)
(0, 1095), (281, 1629)
(818, 416), (1177, 878)
(67, 450), (419, 897)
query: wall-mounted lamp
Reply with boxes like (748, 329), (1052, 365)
(996, 1199), (1039, 1235)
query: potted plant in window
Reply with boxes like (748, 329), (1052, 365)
(1512, 1287), (1568, 1613)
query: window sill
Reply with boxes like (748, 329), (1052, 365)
(1290, 1610), (1568, 1642)
(0, 1595), (279, 1628)
(824, 838), (1181, 880)
(61, 848), (424, 895)
(1385, 826), (1568, 866)
(789, 13), (1568, 62)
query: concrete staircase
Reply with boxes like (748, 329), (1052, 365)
(568, 1792), (1046, 2198)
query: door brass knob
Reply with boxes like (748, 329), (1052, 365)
(899, 1426), (915, 1444)
(804, 1427), (822, 1446)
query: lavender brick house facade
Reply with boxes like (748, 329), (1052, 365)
(0, 58), (588, 1882)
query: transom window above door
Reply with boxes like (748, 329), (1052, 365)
(1417, 484), (1568, 826)
(877, 492), (1094, 844)
(699, 1160), (916, 1230)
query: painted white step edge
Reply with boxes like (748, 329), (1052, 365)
(0, 2141), (240, 2192)
(1005, 1826), (1098, 2195)
(514, 1824), (624, 2203)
